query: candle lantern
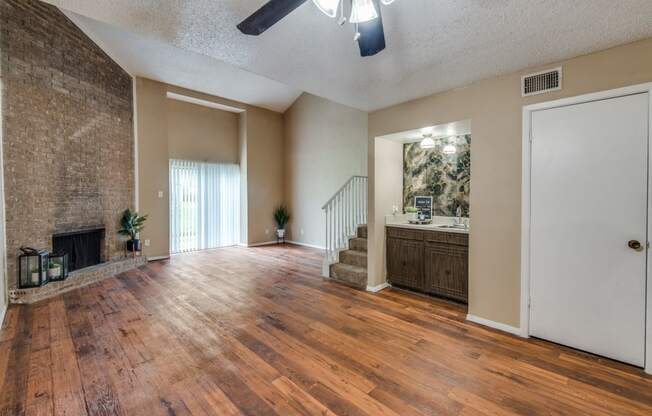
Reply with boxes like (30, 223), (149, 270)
(47, 252), (69, 282)
(18, 247), (49, 288)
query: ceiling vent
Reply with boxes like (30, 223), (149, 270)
(522, 67), (562, 97)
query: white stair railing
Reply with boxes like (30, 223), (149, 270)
(322, 176), (368, 276)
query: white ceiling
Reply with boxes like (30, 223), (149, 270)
(48, 0), (652, 112)
(64, 11), (302, 113)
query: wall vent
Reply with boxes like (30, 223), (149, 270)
(522, 67), (562, 97)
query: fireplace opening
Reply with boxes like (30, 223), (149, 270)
(53, 227), (105, 272)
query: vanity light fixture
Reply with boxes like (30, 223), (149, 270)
(420, 134), (435, 149)
(443, 137), (457, 155)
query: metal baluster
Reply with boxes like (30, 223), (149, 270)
(342, 190), (346, 247)
(360, 178), (364, 225)
(328, 204), (331, 260)
(353, 178), (358, 230)
(337, 194), (341, 249)
(324, 205), (328, 256)
(345, 183), (349, 238)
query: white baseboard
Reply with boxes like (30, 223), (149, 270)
(286, 240), (326, 250)
(466, 314), (526, 337)
(366, 282), (391, 293)
(247, 241), (278, 247)
(147, 256), (170, 261)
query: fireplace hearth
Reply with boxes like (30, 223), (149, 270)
(53, 227), (105, 272)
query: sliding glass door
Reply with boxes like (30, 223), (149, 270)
(169, 159), (240, 253)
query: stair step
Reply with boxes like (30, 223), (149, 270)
(329, 263), (367, 289)
(339, 250), (367, 268)
(357, 224), (367, 239)
(349, 237), (367, 252)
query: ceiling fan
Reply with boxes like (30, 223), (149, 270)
(237, 0), (396, 57)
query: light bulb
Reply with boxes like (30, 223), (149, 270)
(443, 143), (457, 154)
(313, 0), (341, 18)
(420, 135), (435, 149)
(350, 0), (378, 23)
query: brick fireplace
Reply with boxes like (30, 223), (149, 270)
(53, 227), (106, 272)
(1, 0), (135, 292)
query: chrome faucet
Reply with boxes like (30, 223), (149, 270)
(455, 206), (463, 225)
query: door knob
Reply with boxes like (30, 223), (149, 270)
(628, 240), (643, 251)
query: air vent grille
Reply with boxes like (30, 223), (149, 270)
(522, 67), (562, 97)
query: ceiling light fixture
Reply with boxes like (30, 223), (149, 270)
(238, 0), (397, 57)
(312, 0), (341, 18)
(420, 134), (435, 149)
(350, 0), (378, 23)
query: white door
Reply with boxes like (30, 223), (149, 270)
(530, 93), (649, 366)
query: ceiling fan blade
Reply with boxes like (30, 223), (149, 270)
(237, 0), (309, 36)
(356, 0), (386, 57)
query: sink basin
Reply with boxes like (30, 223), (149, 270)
(437, 224), (469, 230)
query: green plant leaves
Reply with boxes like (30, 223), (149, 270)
(273, 206), (290, 229)
(118, 208), (148, 240)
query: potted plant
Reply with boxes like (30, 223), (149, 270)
(405, 206), (418, 221)
(273, 206), (290, 239)
(47, 260), (61, 279)
(118, 209), (148, 252)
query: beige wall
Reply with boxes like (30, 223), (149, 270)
(369, 138), (403, 288)
(136, 78), (285, 256)
(284, 93), (368, 247)
(136, 78), (170, 259)
(238, 112), (249, 245)
(167, 99), (239, 164)
(245, 106), (285, 244)
(368, 37), (652, 328)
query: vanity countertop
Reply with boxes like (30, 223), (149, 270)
(385, 215), (470, 235)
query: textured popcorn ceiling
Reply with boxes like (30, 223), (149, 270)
(47, 0), (652, 112)
(64, 11), (301, 113)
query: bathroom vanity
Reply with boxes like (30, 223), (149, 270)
(386, 222), (469, 303)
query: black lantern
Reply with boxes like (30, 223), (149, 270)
(18, 247), (49, 288)
(47, 252), (69, 282)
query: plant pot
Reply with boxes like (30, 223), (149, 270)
(407, 212), (417, 221)
(127, 239), (142, 252)
(276, 229), (285, 238)
(48, 266), (61, 279)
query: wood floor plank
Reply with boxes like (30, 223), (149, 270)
(25, 303), (53, 416)
(0, 244), (651, 416)
(0, 306), (34, 416)
(48, 298), (87, 416)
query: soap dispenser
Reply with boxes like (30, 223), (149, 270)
(455, 205), (462, 224)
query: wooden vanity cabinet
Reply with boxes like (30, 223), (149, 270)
(387, 237), (424, 289)
(424, 242), (468, 302)
(386, 226), (468, 303)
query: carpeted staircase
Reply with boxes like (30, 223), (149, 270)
(329, 224), (368, 289)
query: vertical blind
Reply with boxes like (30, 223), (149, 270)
(169, 159), (240, 253)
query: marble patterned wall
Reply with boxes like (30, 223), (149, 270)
(403, 135), (471, 217)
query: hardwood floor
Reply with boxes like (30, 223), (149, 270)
(1, 244), (651, 416)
